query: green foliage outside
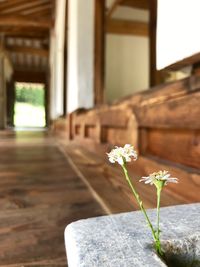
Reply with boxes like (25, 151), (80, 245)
(14, 83), (46, 127)
(15, 85), (44, 106)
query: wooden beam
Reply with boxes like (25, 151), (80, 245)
(120, 0), (149, 10)
(163, 52), (200, 71)
(149, 0), (162, 86)
(63, 0), (68, 115)
(0, 15), (53, 29)
(13, 70), (46, 83)
(94, 0), (106, 105)
(0, 0), (50, 14)
(136, 92), (200, 130)
(21, 3), (52, 16)
(107, 0), (123, 18)
(106, 18), (148, 36)
(30, 9), (52, 20)
(7, 45), (49, 57)
(6, 78), (15, 127)
(0, 52), (6, 129)
(0, 0), (29, 12)
(3, 28), (49, 38)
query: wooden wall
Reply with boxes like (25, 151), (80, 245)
(53, 74), (200, 205)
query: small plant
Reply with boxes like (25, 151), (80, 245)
(107, 144), (178, 256)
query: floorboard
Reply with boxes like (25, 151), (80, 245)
(0, 131), (105, 266)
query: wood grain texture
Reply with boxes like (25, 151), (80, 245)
(120, 0), (149, 10)
(0, 131), (105, 266)
(7, 45), (49, 57)
(106, 19), (149, 36)
(135, 91), (200, 129)
(163, 52), (200, 71)
(0, 15), (52, 28)
(59, 143), (187, 212)
(53, 73), (200, 211)
(144, 128), (200, 170)
(130, 156), (200, 204)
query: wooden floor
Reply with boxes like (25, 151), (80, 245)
(0, 131), (105, 266)
(0, 130), (198, 266)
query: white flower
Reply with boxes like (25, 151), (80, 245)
(139, 170), (178, 186)
(107, 144), (137, 165)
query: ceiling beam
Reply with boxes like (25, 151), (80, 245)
(0, 0), (50, 14)
(7, 45), (49, 57)
(106, 18), (148, 36)
(0, 0), (31, 12)
(21, 3), (52, 16)
(13, 70), (46, 83)
(0, 15), (53, 29)
(120, 0), (149, 10)
(4, 32), (49, 39)
(2, 27), (49, 38)
(107, 0), (124, 18)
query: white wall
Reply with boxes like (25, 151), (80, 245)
(105, 6), (149, 103)
(50, 0), (66, 119)
(106, 34), (149, 102)
(67, 0), (94, 113)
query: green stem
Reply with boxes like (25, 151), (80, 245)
(121, 164), (157, 243)
(156, 188), (161, 240)
(156, 187), (163, 256)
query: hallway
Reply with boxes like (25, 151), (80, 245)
(0, 131), (105, 266)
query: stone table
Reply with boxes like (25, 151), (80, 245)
(65, 203), (200, 267)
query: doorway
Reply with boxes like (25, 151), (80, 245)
(14, 82), (46, 128)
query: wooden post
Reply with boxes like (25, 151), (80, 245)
(94, 0), (105, 106)
(149, 0), (161, 86)
(45, 66), (51, 128)
(63, 0), (68, 115)
(0, 52), (6, 129)
(6, 78), (15, 127)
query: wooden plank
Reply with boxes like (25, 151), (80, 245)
(0, 15), (53, 29)
(0, 0), (29, 12)
(94, 0), (105, 105)
(130, 156), (200, 204)
(21, 3), (52, 16)
(60, 143), (189, 210)
(143, 128), (200, 170)
(7, 45), (49, 57)
(60, 143), (137, 212)
(29, 9), (52, 20)
(106, 18), (148, 36)
(163, 52), (200, 71)
(4, 30), (49, 39)
(0, 0), (50, 15)
(0, 132), (105, 265)
(99, 108), (131, 127)
(107, 0), (123, 19)
(120, 0), (149, 10)
(13, 70), (46, 83)
(135, 76), (198, 105)
(135, 91), (200, 129)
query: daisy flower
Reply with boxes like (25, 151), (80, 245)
(107, 144), (137, 165)
(139, 170), (178, 187)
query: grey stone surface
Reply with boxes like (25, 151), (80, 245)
(65, 203), (200, 267)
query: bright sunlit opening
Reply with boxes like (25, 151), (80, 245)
(14, 82), (46, 128)
(157, 0), (200, 70)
